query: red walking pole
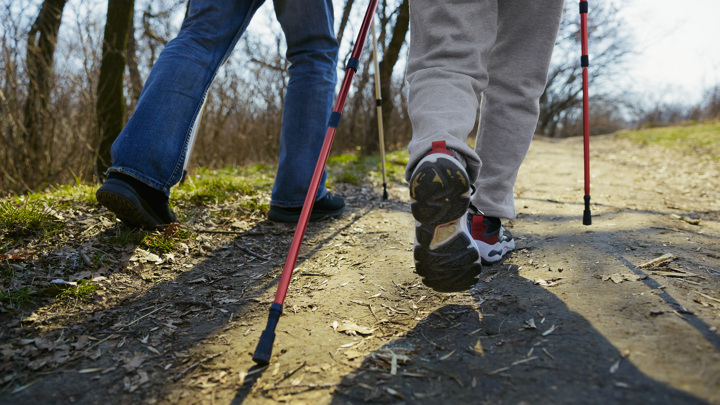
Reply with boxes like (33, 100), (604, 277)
(252, 0), (380, 366)
(580, 0), (592, 225)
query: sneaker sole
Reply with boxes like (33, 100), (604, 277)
(96, 179), (163, 228)
(410, 154), (482, 292)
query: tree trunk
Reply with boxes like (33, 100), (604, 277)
(126, 5), (143, 108)
(378, 0), (408, 146)
(22, 0), (67, 162)
(96, 0), (135, 178)
(336, 0), (355, 46)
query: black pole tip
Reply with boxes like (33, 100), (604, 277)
(252, 303), (283, 365)
(382, 183), (388, 201)
(252, 329), (276, 366)
(583, 195), (592, 226)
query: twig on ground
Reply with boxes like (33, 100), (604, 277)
(196, 229), (264, 236)
(420, 331), (442, 350)
(381, 303), (408, 314)
(695, 291), (720, 303)
(422, 365), (464, 387)
(276, 361), (307, 385)
(262, 383), (339, 393)
(234, 242), (269, 261)
(352, 300), (379, 321)
(175, 353), (221, 381)
(93, 330), (137, 335)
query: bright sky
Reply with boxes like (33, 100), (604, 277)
(617, 0), (720, 105)
(52, 0), (720, 109)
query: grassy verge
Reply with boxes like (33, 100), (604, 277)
(617, 120), (720, 159)
(0, 199), (65, 242)
(326, 149), (408, 186)
(0, 152), (406, 311)
(175, 164), (275, 212)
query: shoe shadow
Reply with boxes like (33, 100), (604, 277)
(324, 265), (708, 404)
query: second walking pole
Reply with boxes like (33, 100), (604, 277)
(371, 17), (389, 200)
(580, 0), (592, 225)
(252, 0), (380, 366)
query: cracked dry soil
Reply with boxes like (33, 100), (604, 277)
(2, 134), (720, 404)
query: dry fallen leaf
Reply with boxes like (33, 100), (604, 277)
(129, 249), (163, 264)
(336, 320), (375, 336)
(343, 349), (364, 360)
(638, 253), (676, 269)
(542, 325), (557, 336)
(534, 278), (562, 287)
(601, 273), (645, 284)
(50, 279), (77, 286)
(78, 368), (104, 374)
(122, 352), (146, 372)
(439, 349), (455, 361)
(472, 339), (484, 356)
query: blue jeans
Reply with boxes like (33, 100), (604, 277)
(109, 0), (338, 207)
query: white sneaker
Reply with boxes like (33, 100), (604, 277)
(469, 214), (515, 263)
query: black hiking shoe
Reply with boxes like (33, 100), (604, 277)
(410, 141), (482, 293)
(469, 214), (515, 264)
(267, 194), (345, 223)
(96, 173), (177, 228)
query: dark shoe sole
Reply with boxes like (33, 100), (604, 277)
(267, 205), (345, 223)
(96, 179), (166, 228)
(410, 154), (482, 292)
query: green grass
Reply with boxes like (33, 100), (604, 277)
(47, 182), (98, 206)
(175, 165), (274, 206)
(617, 120), (720, 159)
(56, 280), (98, 303)
(106, 228), (146, 247)
(0, 287), (37, 309)
(326, 149), (409, 186)
(18, 177), (99, 209)
(141, 227), (193, 254)
(0, 199), (65, 241)
(103, 226), (194, 254)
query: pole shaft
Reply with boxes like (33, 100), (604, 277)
(582, 67), (590, 196)
(580, 0), (591, 225)
(371, 19), (388, 191)
(273, 0), (379, 305)
(581, 4), (590, 197)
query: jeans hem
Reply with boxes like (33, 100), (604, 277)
(107, 167), (171, 197)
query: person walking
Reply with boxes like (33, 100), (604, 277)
(96, 0), (345, 228)
(406, 0), (564, 292)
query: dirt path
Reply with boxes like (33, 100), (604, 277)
(2, 135), (720, 404)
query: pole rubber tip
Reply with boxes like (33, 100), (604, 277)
(583, 195), (592, 226)
(252, 303), (283, 365)
(252, 329), (276, 366)
(382, 183), (388, 201)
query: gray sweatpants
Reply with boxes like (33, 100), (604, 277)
(405, 0), (564, 219)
